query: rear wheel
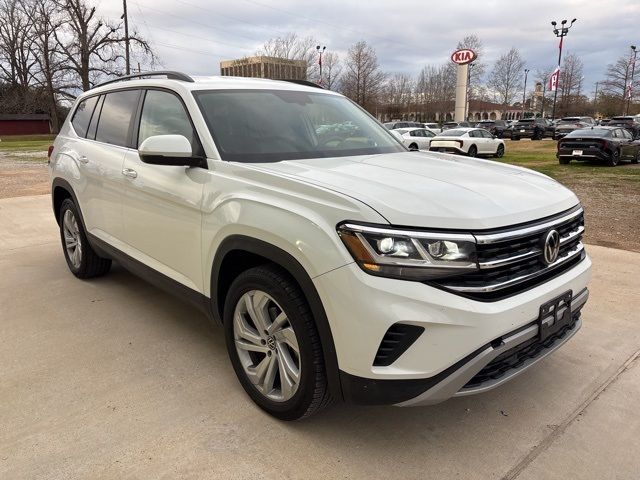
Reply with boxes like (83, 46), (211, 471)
(559, 157), (571, 165)
(224, 265), (332, 420)
(408, 143), (419, 151)
(467, 145), (478, 157)
(59, 199), (111, 278)
(632, 149), (639, 164)
(607, 149), (620, 167)
(494, 144), (505, 158)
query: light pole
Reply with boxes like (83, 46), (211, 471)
(316, 45), (326, 84)
(522, 68), (529, 118)
(626, 45), (637, 115)
(550, 18), (576, 120)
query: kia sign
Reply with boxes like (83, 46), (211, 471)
(451, 49), (477, 65)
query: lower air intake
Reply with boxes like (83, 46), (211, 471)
(373, 324), (424, 367)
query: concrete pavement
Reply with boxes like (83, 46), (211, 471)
(1, 194), (639, 479)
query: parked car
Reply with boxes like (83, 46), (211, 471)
(598, 118), (611, 126)
(394, 127), (437, 150)
(429, 127), (505, 157)
(607, 116), (640, 139)
(557, 126), (640, 166)
(423, 122), (442, 134)
(511, 118), (554, 140)
(49, 71), (591, 420)
(475, 120), (510, 138)
(553, 117), (596, 140)
(384, 121), (423, 130)
(442, 121), (472, 129)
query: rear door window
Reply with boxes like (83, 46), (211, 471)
(71, 95), (99, 138)
(95, 90), (140, 147)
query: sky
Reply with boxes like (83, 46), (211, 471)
(99, 0), (639, 96)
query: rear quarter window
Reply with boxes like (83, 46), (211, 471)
(71, 96), (99, 138)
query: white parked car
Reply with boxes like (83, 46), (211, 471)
(430, 127), (505, 157)
(394, 127), (436, 151)
(48, 72), (590, 420)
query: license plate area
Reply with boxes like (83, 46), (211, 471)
(573, 149), (583, 156)
(538, 291), (573, 342)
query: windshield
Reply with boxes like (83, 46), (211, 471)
(566, 128), (612, 138)
(516, 119), (534, 124)
(194, 89), (405, 162)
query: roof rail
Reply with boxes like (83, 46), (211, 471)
(94, 71), (195, 89)
(280, 79), (324, 89)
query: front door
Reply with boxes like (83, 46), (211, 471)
(121, 89), (207, 292)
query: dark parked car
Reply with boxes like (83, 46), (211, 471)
(607, 116), (640, 139)
(556, 126), (640, 166)
(384, 121), (423, 130)
(475, 120), (510, 138)
(511, 118), (554, 140)
(553, 117), (595, 140)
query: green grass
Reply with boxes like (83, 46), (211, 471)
(499, 139), (640, 184)
(0, 134), (55, 153)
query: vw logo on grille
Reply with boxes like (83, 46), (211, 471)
(542, 230), (561, 265)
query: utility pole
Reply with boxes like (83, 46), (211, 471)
(550, 18), (576, 120)
(522, 68), (529, 117)
(122, 0), (130, 75)
(626, 45), (637, 115)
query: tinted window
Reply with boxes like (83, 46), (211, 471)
(620, 129), (632, 139)
(95, 90), (140, 147)
(86, 96), (104, 140)
(566, 128), (612, 138)
(440, 129), (466, 136)
(138, 90), (198, 152)
(71, 96), (99, 138)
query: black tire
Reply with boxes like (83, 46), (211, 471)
(559, 157), (571, 165)
(512, 136), (520, 141)
(223, 265), (332, 420)
(494, 144), (505, 158)
(59, 198), (111, 279)
(408, 143), (419, 151)
(607, 149), (620, 167)
(467, 145), (478, 157)
(632, 149), (639, 164)
(532, 130), (541, 141)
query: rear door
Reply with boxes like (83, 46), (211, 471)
(72, 89), (140, 244)
(121, 88), (207, 292)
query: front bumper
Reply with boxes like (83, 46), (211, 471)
(313, 253), (591, 405)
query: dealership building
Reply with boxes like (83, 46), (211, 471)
(219, 56), (307, 80)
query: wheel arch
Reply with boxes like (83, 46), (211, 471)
(52, 178), (85, 227)
(211, 234), (343, 400)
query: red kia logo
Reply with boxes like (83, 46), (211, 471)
(451, 49), (477, 65)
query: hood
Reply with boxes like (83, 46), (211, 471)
(246, 151), (579, 230)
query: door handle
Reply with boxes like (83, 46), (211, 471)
(122, 168), (138, 179)
(79, 155), (89, 164)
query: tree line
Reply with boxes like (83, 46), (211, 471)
(0, 0), (153, 131)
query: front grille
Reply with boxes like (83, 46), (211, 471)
(463, 312), (580, 388)
(433, 207), (585, 300)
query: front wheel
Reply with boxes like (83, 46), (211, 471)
(224, 265), (332, 420)
(607, 149), (620, 167)
(494, 144), (505, 158)
(467, 145), (478, 157)
(59, 198), (111, 278)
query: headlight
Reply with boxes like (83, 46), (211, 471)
(337, 223), (478, 280)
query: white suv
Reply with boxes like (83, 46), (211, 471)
(49, 72), (591, 420)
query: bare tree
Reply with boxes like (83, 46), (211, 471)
(54, 0), (153, 92)
(256, 32), (318, 78)
(457, 34), (485, 92)
(339, 41), (386, 111)
(600, 55), (634, 115)
(0, 0), (38, 87)
(557, 52), (584, 116)
(487, 47), (525, 106)
(321, 51), (341, 90)
(383, 72), (413, 119)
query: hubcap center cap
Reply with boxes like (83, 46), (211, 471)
(266, 335), (277, 351)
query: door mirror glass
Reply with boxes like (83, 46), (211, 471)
(138, 135), (201, 167)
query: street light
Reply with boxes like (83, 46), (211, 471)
(522, 68), (530, 117)
(550, 18), (577, 120)
(626, 45), (637, 115)
(316, 45), (326, 84)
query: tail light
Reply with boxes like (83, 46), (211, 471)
(47, 145), (54, 162)
(457, 140), (464, 147)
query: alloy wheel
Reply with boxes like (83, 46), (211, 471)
(62, 209), (82, 269)
(233, 290), (301, 402)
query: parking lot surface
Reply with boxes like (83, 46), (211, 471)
(1, 194), (639, 479)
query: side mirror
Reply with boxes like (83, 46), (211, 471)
(138, 134), (202, 167)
